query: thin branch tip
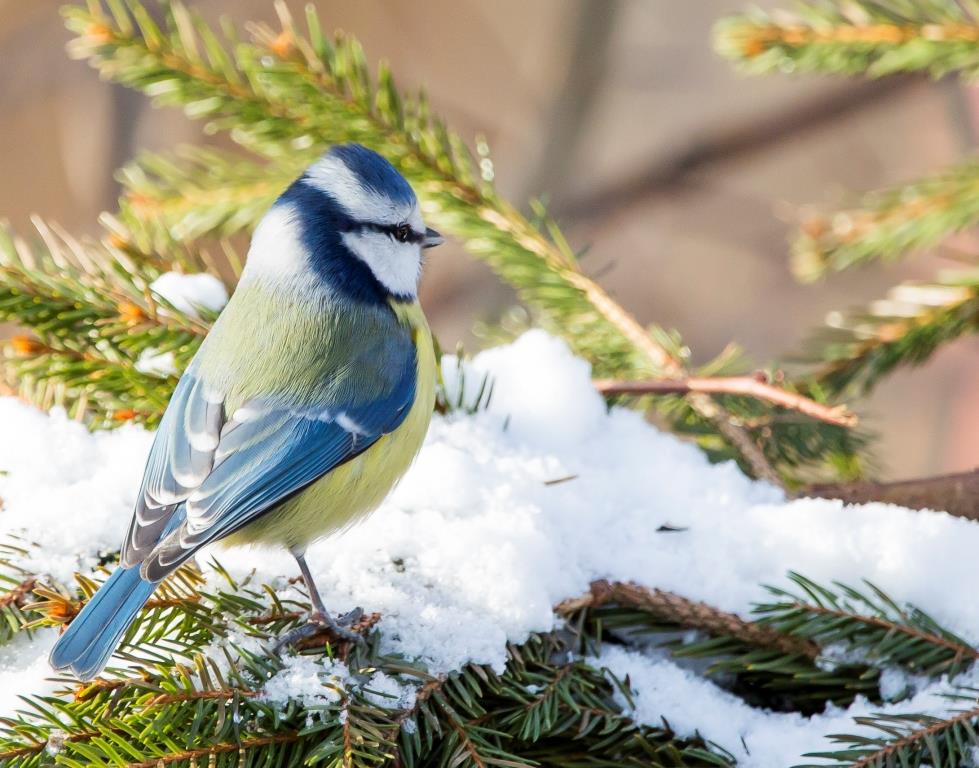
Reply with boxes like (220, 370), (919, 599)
(594, 374), (857, 428)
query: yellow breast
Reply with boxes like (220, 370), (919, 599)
(223, 301), (436, 550)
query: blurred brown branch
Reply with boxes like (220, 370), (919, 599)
(806, 470), (979, 520)
(559, 76), (919, 223)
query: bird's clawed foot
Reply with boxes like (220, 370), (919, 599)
(272, 607), (368, 655)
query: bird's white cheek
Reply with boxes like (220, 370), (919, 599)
(342, 232), (421, 298)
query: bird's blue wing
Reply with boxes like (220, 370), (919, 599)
(122, 325), (417, 582)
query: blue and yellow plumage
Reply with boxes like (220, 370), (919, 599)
(50, 144), (441, 680)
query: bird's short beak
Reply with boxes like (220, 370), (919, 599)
(423, 227), (444, 249)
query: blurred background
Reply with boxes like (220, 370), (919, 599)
(2, 0), (977, 479)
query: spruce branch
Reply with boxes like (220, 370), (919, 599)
(0, 566), (733, 767)
(801, 697), (979, 768)
(0, 218), (207, 425)
(117, 146), (303, 255)
(559, 576), (979, 714)
(802, 272), (979, 399)
(0, 536), (40, 646)
(715, 2), (979, 80)
(12, 565), (962, 766)
(757, 573), (979, 679)
(558, 580), (881, 712)
(792, 160), (979, 282)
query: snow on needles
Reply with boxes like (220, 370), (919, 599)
(149, 271), (229, 318)
(0, 329), (977, 765)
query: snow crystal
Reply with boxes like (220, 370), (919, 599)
(149, 272), (228, 318)
(0, 330), (977, 765)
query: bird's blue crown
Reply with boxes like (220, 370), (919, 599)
(327, 144), (415, 208)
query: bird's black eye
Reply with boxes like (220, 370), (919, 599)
(394, 223), (412, 243)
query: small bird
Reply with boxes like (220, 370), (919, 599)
(51, 144), (442, 680)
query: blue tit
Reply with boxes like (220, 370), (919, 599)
(51, 144), (443, 680)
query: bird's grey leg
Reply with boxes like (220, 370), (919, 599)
(294, 551), (330, 618)
(272, 550), (366, 654)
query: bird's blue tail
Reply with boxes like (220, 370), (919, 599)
(49, 564), (157, 680)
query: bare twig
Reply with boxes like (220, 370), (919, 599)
(806, 469), (979, 520)
(594, 373), (857, 427)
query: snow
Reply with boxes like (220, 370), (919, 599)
(594, 645), (979, 768)
(0, 629), (61, 715)
(363, 671), (418, 710)
(134, 348), (178, 378)
(149, 271), (229, 318)
(261, 654), (349, 710)
(0, 329), (975, 765)
(0, 400), (151, 582)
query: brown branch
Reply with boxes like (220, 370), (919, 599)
(595, 373), (857, 427)
(144, 688), (258, 708)
(557, 580), (818, 659)
(143, 596), (201, 611)
(341, 700), (354, 768)
(394, 678), (445, 730)
(805, 469), (979, 520)
(292, 611), (382, 656)
(0, 727), (123, 760)
(597, 371), (791, 486)
(525, 665), (573, 713)
(124, 733), (301, 767)
(0, 742), (45, 760)
(74, 676), (145, 702)
(443, 711), (488, 768)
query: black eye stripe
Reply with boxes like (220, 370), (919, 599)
(347, 221), (424, 244)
